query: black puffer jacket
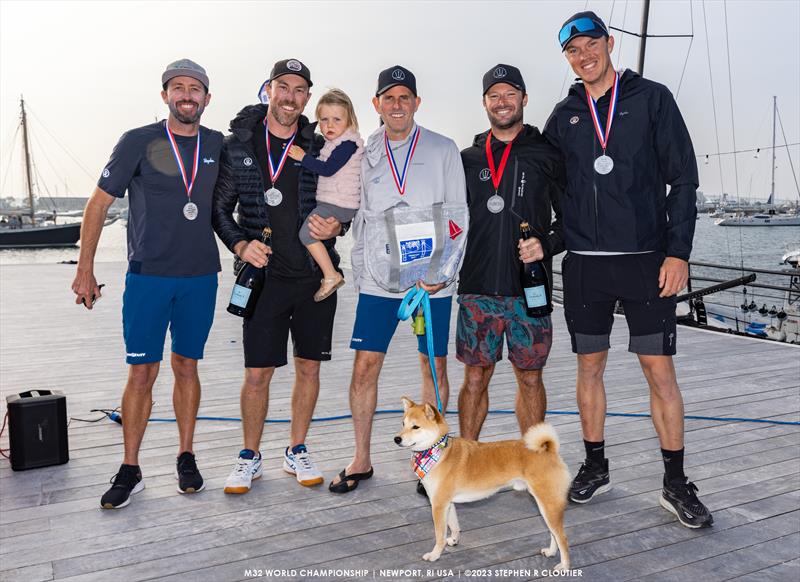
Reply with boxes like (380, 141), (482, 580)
(211, 104), (341, 272)
(543, 70), (698, 259)
(458, 124), (565, 297)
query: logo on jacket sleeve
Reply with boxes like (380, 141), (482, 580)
(479, 168), (491, 181)
(569, 116), (580, 125)
(243, 157), (253, 166)
(102, 168), (110, 178)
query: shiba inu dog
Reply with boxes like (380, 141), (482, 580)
(394, 397), (570, 570)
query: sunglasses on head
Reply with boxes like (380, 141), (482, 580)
(559, 17), (607, 46)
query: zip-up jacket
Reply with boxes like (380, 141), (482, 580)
(211, 104), (342, 272)
(458, 124), (565, 297)
(543, 70), (697, 260)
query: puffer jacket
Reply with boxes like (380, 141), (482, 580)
(458, 124), (565, 297)
(211, 103), (342, 271)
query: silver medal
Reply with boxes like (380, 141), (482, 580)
(487, 194), (505, 214)
(183, 201), (198, 221)
(265, 188), (283, 206)
(594, 155), (614, 175)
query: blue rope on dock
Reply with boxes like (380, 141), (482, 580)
(397, 286), (443, 412)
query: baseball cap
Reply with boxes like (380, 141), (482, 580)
(376, 65), (417, 97)
(269, 58), (313, 88)
(482, 64), (526, 95)
(162, 59), (209, 91)
(558, 11), (609, 50)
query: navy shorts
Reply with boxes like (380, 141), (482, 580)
(122, 272), (218, 364)
(350, 293), (452, 357)
(562, 252), (677, 355)
(243, 276), (337, 368)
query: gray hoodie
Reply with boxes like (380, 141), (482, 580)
(351, 123), (467, 298)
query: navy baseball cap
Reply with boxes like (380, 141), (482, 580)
(558, 11), (609, 50)
(269, 58), (313, 88)
(376, 65), (417, 96)
(482, 64), (526, 95)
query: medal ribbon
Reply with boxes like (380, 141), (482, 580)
(264, 119), (297, 187)
(164, 121), (200, 200)
(585, 71), (619, 152)
(385, 126), (421, 196)
(485, 131), (516, 191)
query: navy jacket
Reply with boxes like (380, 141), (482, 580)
(543, 70), (697, 260)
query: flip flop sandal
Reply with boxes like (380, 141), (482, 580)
(328, 467), (374, 493)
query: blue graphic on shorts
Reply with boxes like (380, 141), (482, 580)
(400, 237), (433, 264)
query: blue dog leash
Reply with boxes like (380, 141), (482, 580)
(398, 286), (442, 413)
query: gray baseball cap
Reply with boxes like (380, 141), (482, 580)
(162, 59), (209, 90)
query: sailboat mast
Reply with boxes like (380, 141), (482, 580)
(770, 96), (777, 206)
(20, 96), (35, 221)
(636, 0), (651, 75)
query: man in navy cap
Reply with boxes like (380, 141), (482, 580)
(456, 64), (564, 441)
(545, 11), (711, 528)
(72, 59), (223, 509)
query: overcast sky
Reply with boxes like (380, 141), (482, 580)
(1, 0), (798, 203)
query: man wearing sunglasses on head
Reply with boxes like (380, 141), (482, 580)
(544, 11), (710, 529)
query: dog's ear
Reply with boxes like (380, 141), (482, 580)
(401, 396), (415, 411)
(424, 402), (438, 421)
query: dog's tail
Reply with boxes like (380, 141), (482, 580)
(523, 422), (560, 454)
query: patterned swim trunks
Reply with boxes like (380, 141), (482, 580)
(456, 294), (552, 370)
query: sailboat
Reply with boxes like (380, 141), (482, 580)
(716, 97), (800, 226)
(0, 97), (82, 248)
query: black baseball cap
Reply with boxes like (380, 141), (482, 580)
(558, 11), (609, 50)
(269, 58), (313, 88)
(482, 64), (526, 95)
(376, 65), (417, 97)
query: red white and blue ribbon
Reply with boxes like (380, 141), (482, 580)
(164, 121), (200, 199)
(264, 119), (297, 187)
(385, 126), (421, 196)
(585, 71), (619, 152)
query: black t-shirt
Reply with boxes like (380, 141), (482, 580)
(252, 128), (314, 280)
(98, 121), (222, 277)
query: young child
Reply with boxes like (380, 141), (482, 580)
(288, 88), (363, 302)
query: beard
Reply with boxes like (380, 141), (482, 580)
(169, 100), (205, 124)
(270, 100), (302, 127)
(487, 107), (523, 131)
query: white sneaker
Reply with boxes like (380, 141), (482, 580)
(223, 450), (262, 494)
(283, 445), (324, 486)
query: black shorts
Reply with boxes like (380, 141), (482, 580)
(243, 276), (337, 368)
(562, 252), (677, 356)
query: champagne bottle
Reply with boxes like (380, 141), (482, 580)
(519, 221), (552, 317)
(227, 227), (272, 318)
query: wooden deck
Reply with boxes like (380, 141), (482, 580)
(1, 260), (798, 582)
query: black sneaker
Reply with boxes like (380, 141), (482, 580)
(569, 459), (611, 503)
(417, 479), (428, 497)
(660, 476), (713, 528)
(176, 451), (205, 494)
(100, 464), (144, 509)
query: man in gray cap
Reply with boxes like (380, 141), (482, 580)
(72, 59), (224, 509)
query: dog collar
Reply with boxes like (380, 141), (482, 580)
(412, 433), (450, 479)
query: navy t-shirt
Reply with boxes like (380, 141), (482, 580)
(98, 121), (223, 277)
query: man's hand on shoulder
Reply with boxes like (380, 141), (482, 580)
(658, 256), (688, 297)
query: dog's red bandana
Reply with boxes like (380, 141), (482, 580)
(412, 434), (450, 479)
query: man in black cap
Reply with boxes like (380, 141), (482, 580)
(328, 65), (467, 496)
(72, 58), (223, 509)
(544, 12), (711, 528)
(213, 58), (345, 494)
(456, 64), (564, 441)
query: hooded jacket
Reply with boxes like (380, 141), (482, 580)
(211, 103), (341, 272)
(458, 124), (565, 297)
(543, 69), (697, 259)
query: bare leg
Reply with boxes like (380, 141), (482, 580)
(457, 364), (494, 439)
(330, 350), (384, 488)
(241, 367), (275, 453)
(638, 355), (684, 450)
(289, 357), (321, 447)
(306, 241), (339, 279)
(576, 351), (609, 442)
(121, 362), (160, 466)
(513, 365), (547, 433)
(171, 353), (201, 454)
(420, 353), (449, 411)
